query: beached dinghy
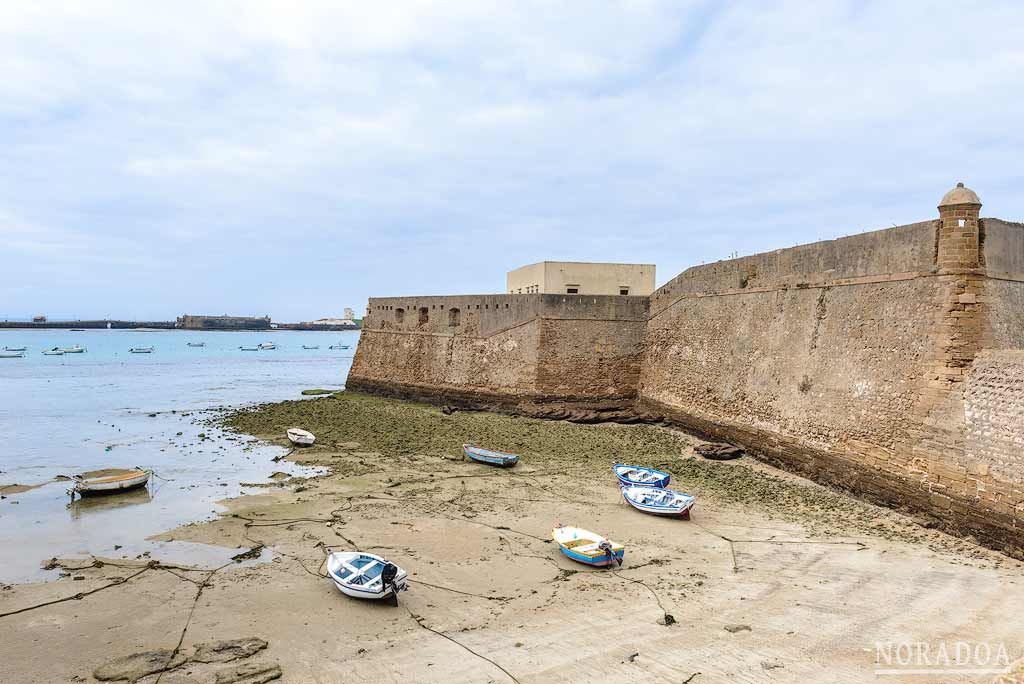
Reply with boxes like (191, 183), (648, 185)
(72, 469), (151, 498)
(613, 463), (670, 489)
(552, 525), (624, 567)
(3, 346), (27, 352)
(621, 485), (695, 519)
(286, 428), (316, 447)
(0, 351), (24, 358)
(42, 348), (64, 356)
(327, 550), (408, 601)
(129, 347), (154, 353)
(462, 444), (519, 467)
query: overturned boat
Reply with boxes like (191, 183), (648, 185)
(552, 525), (624, 567)
(620, 485), (695, 519)
(72, 469), (151, 498)
(327, 551), (408, 601)
(613, 463), (670, 489)
(286, 428), (315, 447)
(463, 444), (518, 467)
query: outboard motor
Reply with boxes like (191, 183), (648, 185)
(598, 540), (622, 567)
(381, 562), (399, 604)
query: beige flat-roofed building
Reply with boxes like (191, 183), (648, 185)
(506, 261), (655, 296)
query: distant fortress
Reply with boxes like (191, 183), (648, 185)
(349, 183), (1024, 559)
(176, 314), (271, 330)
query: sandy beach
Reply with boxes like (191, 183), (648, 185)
(2, 391), (1021, 684)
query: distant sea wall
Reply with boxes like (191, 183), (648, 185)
(0, 320), (176, 330)
(347, 294), (648, 418)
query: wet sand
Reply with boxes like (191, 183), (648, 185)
(1, 391), (1022, 683)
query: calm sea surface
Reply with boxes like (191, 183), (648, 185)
(0, 329), (357, 583)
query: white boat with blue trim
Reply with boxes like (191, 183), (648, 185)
(463, 444), (518, 467)
(613, 463), (670, 488)
(327, 550), (408, 601)
(620, 485), (695, 519)
(552, 525), (624, 567)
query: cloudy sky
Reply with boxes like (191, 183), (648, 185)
(1, 1), (1021, 321)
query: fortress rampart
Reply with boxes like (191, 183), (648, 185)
(347, 185), (1024, 558)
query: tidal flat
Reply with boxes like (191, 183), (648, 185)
(2, 391), (1021, 683)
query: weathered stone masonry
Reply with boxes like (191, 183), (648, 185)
(348, 184), (1024, 557)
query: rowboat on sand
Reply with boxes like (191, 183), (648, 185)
(72, 469), (151, 498)
(552, 525), (624, 567)
(620, 485), (695, 519)
(463, 444), (518, 467)
(286, 428), (316, 447)
(613, 463), (670, 489)
(327, 550), (408, 602)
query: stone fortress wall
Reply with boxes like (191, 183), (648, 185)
(347, 185), (1024, 558)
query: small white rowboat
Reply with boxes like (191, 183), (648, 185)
(620, 485), (695, 519)
(62, 345), (86, 353)
(287, 428), (316, 447)
(327, 551), (408, 601)
(463, 444), (518, 467)
(73, 469), (151, 498)
(552, 525), (624, 567)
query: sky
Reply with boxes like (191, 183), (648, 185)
(1, 1), (1022, 322)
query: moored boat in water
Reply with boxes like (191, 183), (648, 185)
(258, 342), (276, 350)
(187, 342), (206, 347)
(613, 463), (670, 489)
(129, 347), (154, 353)
(0, 350), (24, 358)
(239, 346), (260, 351)
(72, 469), (151, 498)
(552, 525), (624, 567)
(326, 550), (408, 601)
(42, 348), (64, 356)
(3, 346), (27, 352)
(620, 485), (695, 519)
(463, 444), (519, 467)
(61, 344), (86, 353)
(302, 345), (319, 350)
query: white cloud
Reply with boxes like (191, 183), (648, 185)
(0, 1), (1021, 319)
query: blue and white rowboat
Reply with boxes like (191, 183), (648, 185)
(327, 551), (408, 601)
(613, 463), (670, 488)
(621, 485), (695, 519)
(462, 444), (518, 467)
(552, 525), (624, 567)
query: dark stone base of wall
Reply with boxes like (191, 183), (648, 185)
(637, 397), (1024, 561)
(344, 376), (646, 423)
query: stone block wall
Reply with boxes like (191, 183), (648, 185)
(347, 294), (648, 411)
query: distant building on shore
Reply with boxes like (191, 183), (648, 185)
(506, 261), (656, 296)
(176, 314), (271, 330)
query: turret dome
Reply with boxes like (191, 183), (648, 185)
(939, 182), (981, 208)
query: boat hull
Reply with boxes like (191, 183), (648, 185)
(551, 525), (625, 567)
(74, 470), (151, 497)
(463, 444), (518, 467)
(621, 486), (695, 519)
(327, 552), (408, 601)
(287, 429), (316, 447)
(613, 463), (670, 488)
(557, 546), (625, 567)
(0, 352), (24, 358)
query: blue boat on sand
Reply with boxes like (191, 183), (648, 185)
(462, 444), (519, 467)
(613, 463), (670, 488)
(620, 485), (695, 519)
(552, 525), (624, 567)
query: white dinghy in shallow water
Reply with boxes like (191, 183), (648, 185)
(72, 469), (151, 499)
(327, 551), (408, 602)
(286, 428), (315, 447)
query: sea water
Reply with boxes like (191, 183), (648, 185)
(0, 329), (358, 583)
